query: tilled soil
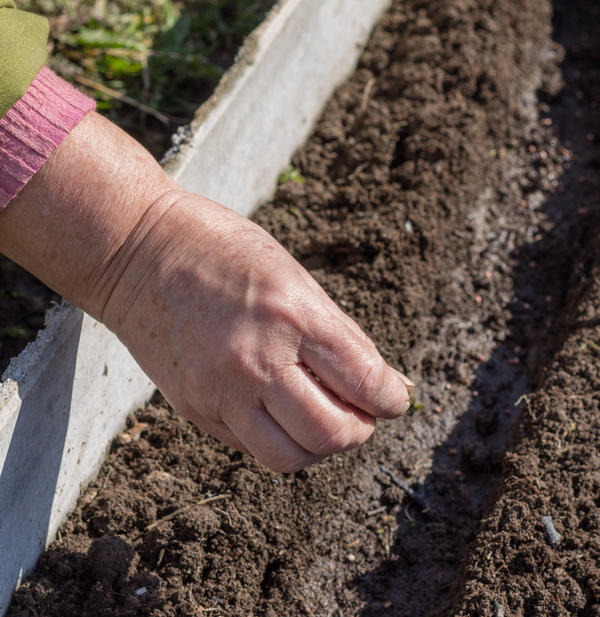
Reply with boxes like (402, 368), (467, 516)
(7, 0), (599, 616)
(453, 1), (600, 614)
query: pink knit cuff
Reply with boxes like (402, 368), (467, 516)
(0, 66), (96, 209)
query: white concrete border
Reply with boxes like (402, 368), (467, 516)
(0, 0), (390, 612)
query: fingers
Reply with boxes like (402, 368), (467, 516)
(299, 316), (414, 420)
(262, 363), (376, 456)
(225, 405), (324, 473)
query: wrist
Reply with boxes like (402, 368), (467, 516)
(0, 112), (178, 316)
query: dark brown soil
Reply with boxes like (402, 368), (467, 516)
(452, 1), (600, 614)
(7, 0), (599, 616)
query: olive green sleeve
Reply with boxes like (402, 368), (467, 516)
(0, 1), (49, 118)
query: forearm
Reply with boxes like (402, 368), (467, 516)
(0, 111), (177, 318)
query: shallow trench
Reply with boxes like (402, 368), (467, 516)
(6, 0), (598, 616)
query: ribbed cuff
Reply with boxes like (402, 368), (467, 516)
(0, 66), (96, 209)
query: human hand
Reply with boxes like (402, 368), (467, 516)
(99, 190), (414, 472)
(0, 113), (413, 473)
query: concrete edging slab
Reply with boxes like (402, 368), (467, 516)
(0, 0), (391, 612)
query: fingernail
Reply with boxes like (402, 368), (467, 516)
(398, 373), (415, 404)
(401, 399), (412, 414)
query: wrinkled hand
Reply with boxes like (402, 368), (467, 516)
(0, 112), (413, 473)
(100, 190), (414, 472)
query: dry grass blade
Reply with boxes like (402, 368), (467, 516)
(135, 493), (231, 539)
(75, 74), (170, 124)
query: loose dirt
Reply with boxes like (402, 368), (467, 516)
(452, 1), (600, 614)
(7, 0), (599, 615)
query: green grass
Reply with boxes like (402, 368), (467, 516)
(278, 164), (306, 185)
(22, 0), (275, 156)
(0, 325), (35, 340)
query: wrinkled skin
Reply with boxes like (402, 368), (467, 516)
(0, 113), (413, 472)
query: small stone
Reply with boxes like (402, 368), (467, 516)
(493, 600), (505, 617)
(541, 515), (561, 546)
(116, 432), (133, 445)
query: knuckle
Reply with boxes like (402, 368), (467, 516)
(254, 285), (307, 337)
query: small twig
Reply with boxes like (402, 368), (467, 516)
(137, 494), (230, 538)
(515, 393), (535, 420)
(74, 74), (170, 124)
(348, 162), (369, 182)
(403, 504), (416, 524)
(188, 590), (200, 612)
(213, 506), (233, 527)
(359, 77), (376, 115)
(188, 589), (229, 614)
(378, 465), (430, 511)
(367, 505), (387, 517)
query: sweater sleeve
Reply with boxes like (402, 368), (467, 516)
(0, 5), (96, 210)
(0, 2), (49, 117)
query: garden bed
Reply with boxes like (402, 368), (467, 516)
(6, 0), (599, 615)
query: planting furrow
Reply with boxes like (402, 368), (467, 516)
(451, 0), (600, 613)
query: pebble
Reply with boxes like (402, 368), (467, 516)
(493, 600), (505, 617)
(541, 515), (562, 546)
